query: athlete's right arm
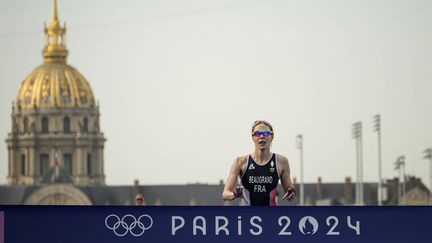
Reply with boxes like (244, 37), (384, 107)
(222, 157), (245, 201)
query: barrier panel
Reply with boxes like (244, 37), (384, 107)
(0, 205), (431, 243)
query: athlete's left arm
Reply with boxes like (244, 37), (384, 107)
(278, 155), (296, 201)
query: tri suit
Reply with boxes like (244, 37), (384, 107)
(240, 153), (279, 205)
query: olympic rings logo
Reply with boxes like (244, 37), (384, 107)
(105, 214), (153, 237)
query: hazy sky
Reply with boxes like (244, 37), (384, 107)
(1, 0), (431, 186)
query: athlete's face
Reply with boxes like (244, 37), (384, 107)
(252, 124), (273, 150)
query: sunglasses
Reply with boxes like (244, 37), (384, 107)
(252, 130), (273, 137)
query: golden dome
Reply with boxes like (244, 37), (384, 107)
(16, 63), (95, 110)
(16, 0), (95, 110)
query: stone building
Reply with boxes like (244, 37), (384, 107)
(1, 0), (106, 205)
(6, 0), (106, 187)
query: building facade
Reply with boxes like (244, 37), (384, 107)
(6, 0), (105, 187)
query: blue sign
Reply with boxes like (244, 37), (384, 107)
(0, 206), (431, 243)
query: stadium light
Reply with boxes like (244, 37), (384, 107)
(352, 122), (364, 205)
(296, 134), (304, 206)
(373, 114), (383, 205)
(394, 156), (405, 205)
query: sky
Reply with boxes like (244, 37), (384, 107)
(0, 0), (431, 187)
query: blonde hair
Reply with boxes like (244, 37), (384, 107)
(251, 120), (274, 133)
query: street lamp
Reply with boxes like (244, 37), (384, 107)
(373, 114), (383, 205)
(352, 122), (364, 205)
(394, 156), (405, 205)
(296, 134), (304, 206)
(423, 148), (432, 205)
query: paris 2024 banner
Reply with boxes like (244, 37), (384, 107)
(0, 206), (431, 243)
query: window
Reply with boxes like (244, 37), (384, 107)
(83, 117), (88, 133)
(87, 153), (92, 175)
(23, 117), (29, 133)
(63, 153), (72, 175)
(63, 116), (71, 133)
(40, 154), (49, 176)
(21, 154), (26, 175)
(41, 117), (49, 133)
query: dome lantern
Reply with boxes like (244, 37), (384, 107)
(43, 0), (68, 64)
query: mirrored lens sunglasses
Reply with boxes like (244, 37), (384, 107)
(252, 130), (273, 137)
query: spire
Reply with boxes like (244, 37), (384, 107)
(52, 0), (59, 22)
(43, 0), (68, 64)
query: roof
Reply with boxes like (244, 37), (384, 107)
(0, 178), (427, 205)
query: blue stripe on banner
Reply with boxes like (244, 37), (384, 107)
(0, 206), (431, 243)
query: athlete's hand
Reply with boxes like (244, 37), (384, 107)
(233, 186), (244, 199)
(282, 187), (296, 201)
